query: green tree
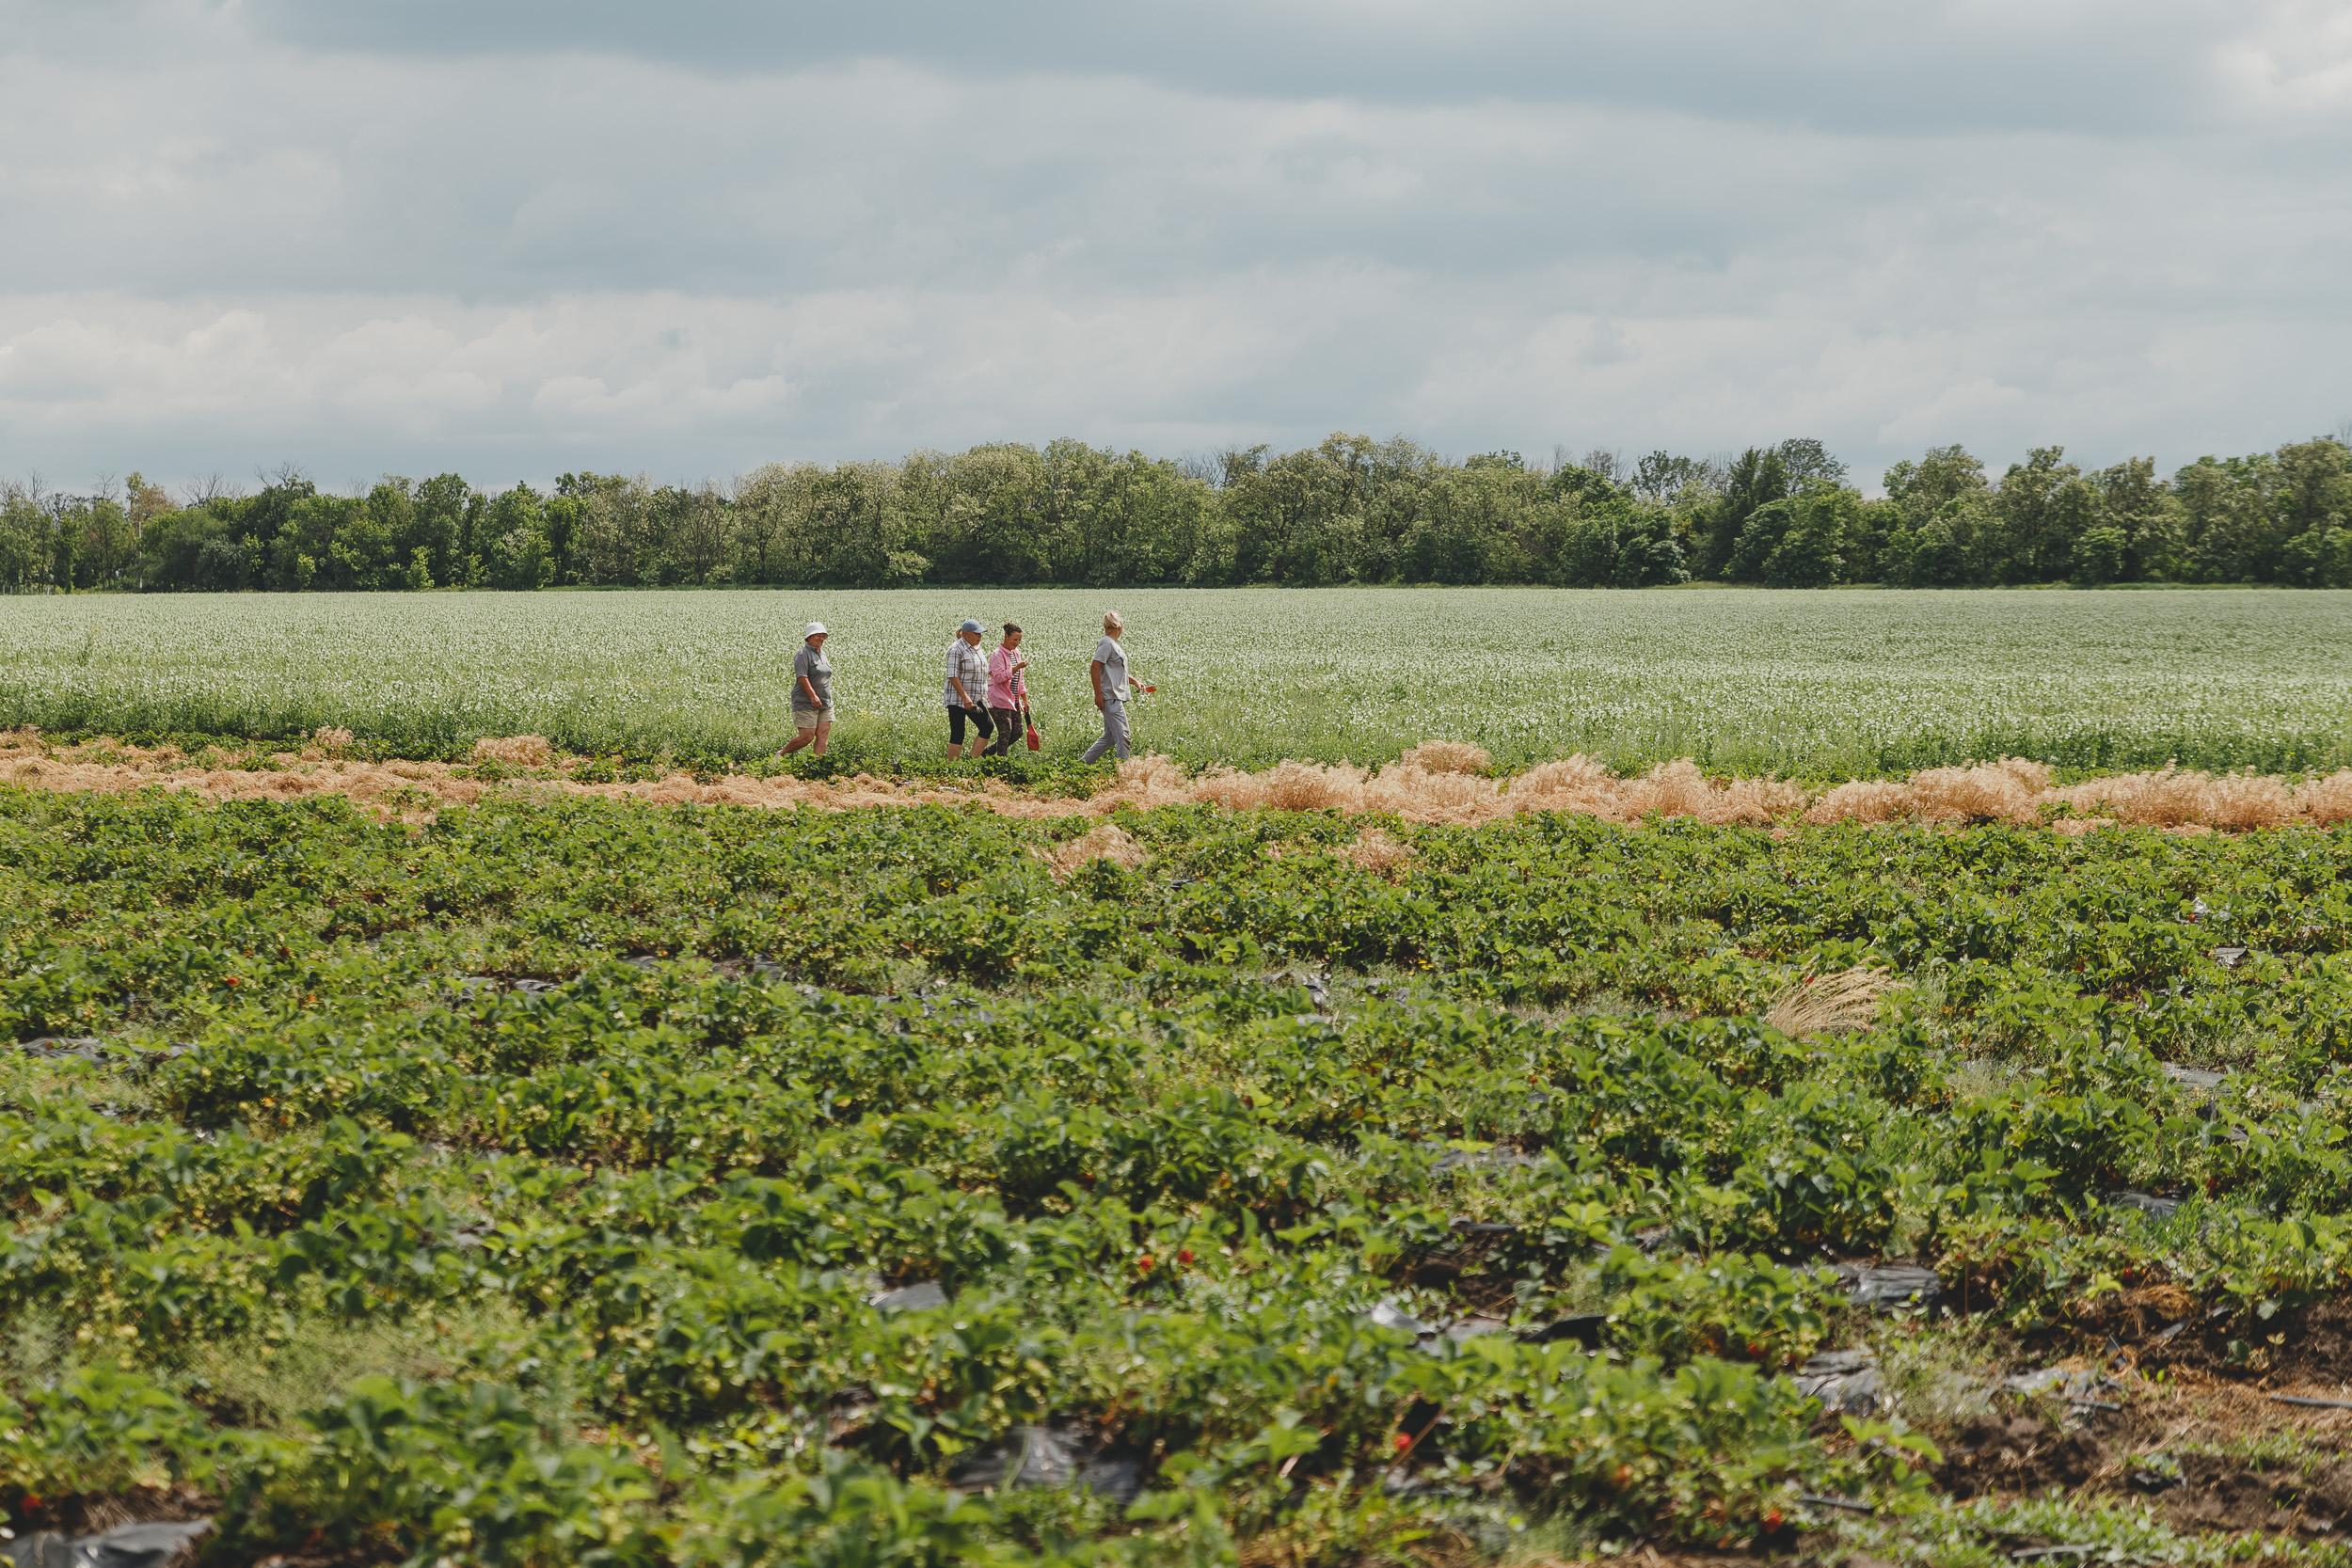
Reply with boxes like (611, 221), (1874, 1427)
(2173, 453), (2285, 582)
(1764, 483), (1865, 587)
(0, 483), (52, 591)
(563, 472), (651, 585)
(410, 474), (474, 587)
(1993, 447), (2088, 583)
(803, 465), (900, 586)
(1773, 437), (1846, 490)
(2270, 438), (2352, 583)
(1631, 451), (1717, 505)
(1224, 436), (1367, 585)
(26, 430), (2352, 594)
(2089, 457), (2182, 580)
(2069, 526), (2129, 586)
(1726, 499), (1792, 582)
(70, 493), (139, 588)
(1883, 445), (1988, 521)
(1699, 447), (1791, 578)
(910, 445), (1048, 584)
(483, 483), (551, 590)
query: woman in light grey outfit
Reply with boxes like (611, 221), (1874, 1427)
(1083, 610), (1139, 764)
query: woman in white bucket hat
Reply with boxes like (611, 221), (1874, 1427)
(782, 621), (833, 756)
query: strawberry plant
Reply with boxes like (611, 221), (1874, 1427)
(6, 788), (2352, 1560)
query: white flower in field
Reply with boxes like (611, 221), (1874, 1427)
(1, 587), (2348, 776)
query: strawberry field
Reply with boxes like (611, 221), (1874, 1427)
(8, 787), (2352, 1564)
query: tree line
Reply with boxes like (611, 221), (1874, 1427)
(6, 432), (2351, 594)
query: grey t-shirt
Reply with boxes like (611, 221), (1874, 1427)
(1093, 635), (1128, 702)
(792, 641), (833, 710)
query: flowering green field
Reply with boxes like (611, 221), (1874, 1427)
(4, 587), (2351, 776)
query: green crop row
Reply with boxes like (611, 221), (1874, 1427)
(4, 788), (2351, 1563)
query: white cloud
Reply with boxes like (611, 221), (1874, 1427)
(2215, 0), (2352, 119)
(2, 0), (2349, 488)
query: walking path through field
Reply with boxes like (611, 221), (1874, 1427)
(6, 731), (2349, 832)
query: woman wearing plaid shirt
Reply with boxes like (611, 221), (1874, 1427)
(944, 618), (993, 759)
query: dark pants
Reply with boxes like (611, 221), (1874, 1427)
(985, 705), (1024, 755)
(947, 705), (993, 747)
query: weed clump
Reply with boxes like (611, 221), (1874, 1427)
(2296, 769), (2352, 826)
(303, 725), (357, 759)
(1908, 759), (2049, 824)
(1766, 967), (1895, 1038)
(1101, 754), (1194, 809)
(1342, 827), (1418, 878)
(1502, 754), (1616, 814)
(2054, 766), (2292, 830)
(470, 734), (554, 768)
(1198, 759), (1367, 813)
(1805, 780), (1913, 825)
(2201, 771), (2296, 832)
(1042, 822), (1147, 879)
(1618, 760), (1806, 826)
(1397, 739), (1492, 776)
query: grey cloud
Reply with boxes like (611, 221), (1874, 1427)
(2, 0), (2349, 491)
(10, 42), (2332, 311)
(217, 0), (2249, 138)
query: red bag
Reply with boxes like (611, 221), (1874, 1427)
(1024, 706), (1041, 751)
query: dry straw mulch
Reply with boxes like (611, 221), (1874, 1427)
(1765, 967), (1898, 1039)
(1039, 823), (1148, 879)
(470, 734), (556, 767)
(1341, 827), (1419, 878)
(5, 730), (2351, 833)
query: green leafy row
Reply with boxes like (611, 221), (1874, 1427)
(4, 789), (2350, 1564)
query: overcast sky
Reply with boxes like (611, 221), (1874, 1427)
(3, 0), (2349, 493)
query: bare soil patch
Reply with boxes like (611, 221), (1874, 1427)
(2076, 1295), (2352, 1383)
(1935, 1407), (2114, 1500)
(2161, 1450), (2352, 1537)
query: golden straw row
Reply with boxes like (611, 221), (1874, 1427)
(4, 730), (2350, 832)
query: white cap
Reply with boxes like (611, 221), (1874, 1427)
(803, 622), (828, 638)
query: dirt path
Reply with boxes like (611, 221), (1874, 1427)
(5, 730), (2350, 831)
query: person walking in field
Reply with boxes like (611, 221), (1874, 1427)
(1084, 610), (1142, 764)
(983, 623), (1029, 757)
(944, 618), (993, 760)
(781, 621), (833, 755)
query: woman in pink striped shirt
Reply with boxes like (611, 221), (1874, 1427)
(982, 624), (1029, 756)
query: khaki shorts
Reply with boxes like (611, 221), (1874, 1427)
(792, 706), (833, 732)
